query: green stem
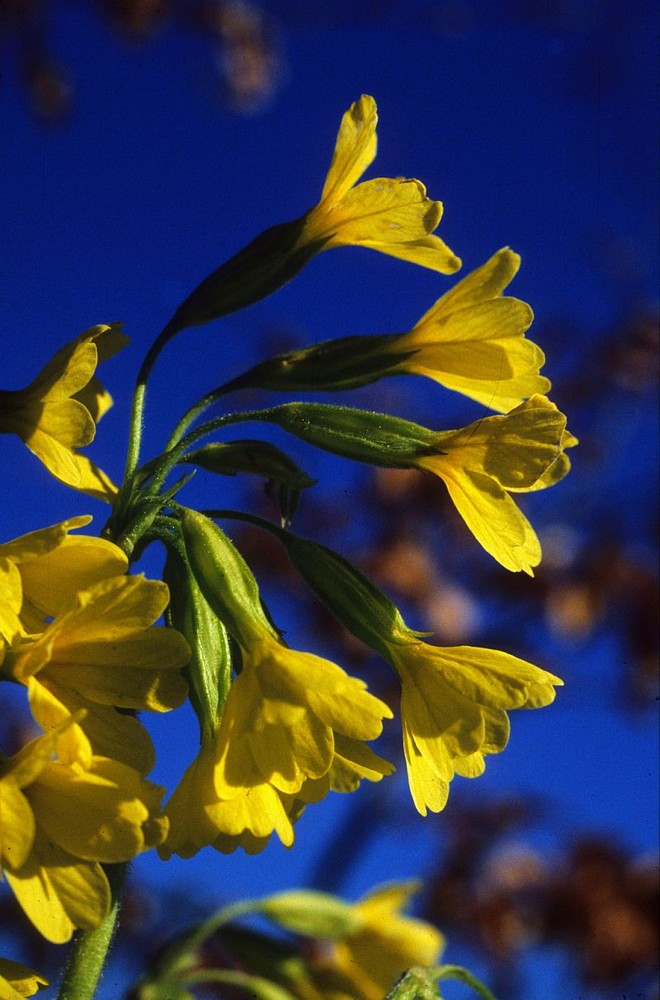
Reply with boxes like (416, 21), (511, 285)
(122, 318), (181, 485)
(57, 863), (127, 1000)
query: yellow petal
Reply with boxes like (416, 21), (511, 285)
(29, 758), (164, 862)
(320, 95), (378, 205)
(439, 466), (541, 574)
(5, 833), (110, 944)
(0, 958), (48, 998)
(0, 781), (36, 870)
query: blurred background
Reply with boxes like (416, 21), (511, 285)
(1, 2), (658, 998)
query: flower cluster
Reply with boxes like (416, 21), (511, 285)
(1, 93), (573, 998)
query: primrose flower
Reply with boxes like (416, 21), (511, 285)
(302, 94), (460, 273)
(4, 573), (190, 773)
(386, 639), (562, 815)
(169, 96), (460, 333)
(416, 394), (577, 574)
(161, 738), (296, 859)
(0, 958), (48, 999)
(0, 723), (168, 943)
(392, 247), (551, 411)
(320, 882), (444, 1000)
(0, 324), (127, 499)
(213, 630), (392, 799)
(0, 515), (128, 635)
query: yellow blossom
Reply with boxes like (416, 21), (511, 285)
(386, 639), (562, 815)
(0, 324), (127, 499)
(0, 723), (168, 943)
(392, 247), (551, 411)
(303, 95), (460, 273)
(0, 958), (48, 999)
(213, 631), (392, 799)
(162, 678), (393, 858)
(4, 573), (190, 773)
(161, 738), (295, 859)
(0, 516), (128, 635)
(416, 394), (576, 574)
(169, 96), (460, 333)
(321, 882), (444, 1000)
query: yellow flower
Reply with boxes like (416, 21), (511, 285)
(0, 515), (128, 635)
(0, 958), (48, 999)
(386, 639), (562, 815)
(169, 96), (460, 333)
(321, 882), (444, 1000)
(4, 573), (190, 773)
(161, 738), (296, 859)
(0, 324), (127, 499)
(213, 631), (392, 799)
(0, 723), (168, 943)
(303, 95), (460, 273)
(416, 394), (577, 574)
(392, 247), (551, 411)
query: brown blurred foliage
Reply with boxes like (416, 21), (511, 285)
(0, 0), (281, 122)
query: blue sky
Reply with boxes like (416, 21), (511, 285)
(1, 3), (658, 996)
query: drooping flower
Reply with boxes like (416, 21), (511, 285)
(4, 573), (190, 773)
(0, 516), (128, 635)
(389, 247), (551, 411)
(250, 395), (576, 574)
(386, 639), (562, 815)
(168, 96), (460, 333)
(0, 958), (48, 999)
(213, 631), (392, 800)
(302, 95), (460, 273)
(317, 882), (444, 1000)
(0, 324), (127, 498)
(415, 394), (577, 574)
(0, 722), (168, 943)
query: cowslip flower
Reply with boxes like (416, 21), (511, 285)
(219, 248), (547, 410)
(302, 94), (460, 272)
(0, 722), (168, 943)
(213, 630), (392, 800)
(262, 525), (563, 817)
(318, 882), (444, 1000)
(0, 324), (127, 499)
(169, 95), (460, 333)
(161, 738), (297, 859)
(0, 958), (48, 999)
(389, 247), (550, 411)
(386, 639), (562, 815)
(3, 573), (190, 773)
(250, 395), (575, 574)
(0, 515), (128, 635)
(415, 394), (577, 574)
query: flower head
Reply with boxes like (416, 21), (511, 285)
(213, 631), (392, 799)
(0, 722), (168, 942)
(303, 95), (460, 273)
(393, 247), (551, 411)
(4, 572), (190, 773)
(169, 96), (460, 333)
(387, 639), (562, 815)
(0, 325), (127, 499)
(320, 882), (444, 1000)
(417, 394), (577, 573)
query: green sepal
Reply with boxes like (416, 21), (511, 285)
(183, 440), (316, 525)
(222, 332), (414, 393)
(164, 546), (232, 738)
(167, 218), (330, 335)
(250, 402), (440, 468)
(268, 524), (422, 659)
(179, 508), (274, 649)
(256, 889), (362, 939)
